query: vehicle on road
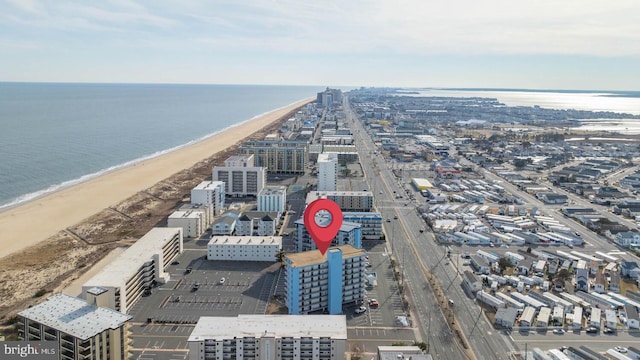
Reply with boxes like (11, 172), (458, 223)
(171, 260), (180, 265)
(354, 306), (367, 314)
(552, 329), (565, 335)
(219, 277), (226, 285)
(185, 267), (192, 274)
(419, 229), (424, 233)
(368, 299), (379, 307)
(448, 299), (454, 306)
(393, 215), (398, 219)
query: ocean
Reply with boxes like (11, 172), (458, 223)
(0, 83), (324, 210)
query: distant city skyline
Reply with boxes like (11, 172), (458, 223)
(1, 0), (639, 90)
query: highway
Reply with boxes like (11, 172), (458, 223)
(344, 98), (518, 359)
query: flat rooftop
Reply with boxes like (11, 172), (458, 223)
(188, 315), (347, 341)
(18, 293), (131, 340)
(209, 236), (282, 246)
(193, 180), (224, 190)
(286, 244), (365, 268)
(83, 227), (182, 289)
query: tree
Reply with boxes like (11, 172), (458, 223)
(412, 342), (428, 353)
(498, 257), (511, 272)
(556, 269), (571, 282)
(275, 249), (286, 264)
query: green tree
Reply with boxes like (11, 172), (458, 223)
(498, 257), (512, 272)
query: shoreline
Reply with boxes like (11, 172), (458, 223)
(0, 97), (313, 260)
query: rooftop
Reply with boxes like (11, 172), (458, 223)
(286, 244), (365, 268)
(188, 315), (347, 341)
(83, 227), (182, 289)
(193, 180), (225, 190)
(18, 293), (131, 340)
(208, 236), (282, 246)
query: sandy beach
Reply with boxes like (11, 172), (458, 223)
(0, 98), (312, 260)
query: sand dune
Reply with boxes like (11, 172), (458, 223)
(0, 98), (312, 259)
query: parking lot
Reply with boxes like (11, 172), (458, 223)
(346, 241), (409, 328)
(127, 247), (281, 358)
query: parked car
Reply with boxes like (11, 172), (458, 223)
(553, 329), (565, 335)
(603, 328), (615, 334)
(614, 346), (627, 353)
(354, 306), (367, 314)
(586, 327), (598, 333)
(171, 260), (180, 265)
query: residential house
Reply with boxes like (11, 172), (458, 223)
(593, 272), (607, 294)
(609, 272), (621, 293)
(625, 304), (640, 330)
(621, 261), (640, 279)
(470, 255), (490, 275)
(614, 231), (640, 248)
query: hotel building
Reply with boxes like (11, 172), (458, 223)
(207, 236), (282, 262)
(239, 140), (309, 174)
(213, 155), (266, 197)
(82, 227), (183, 314)
(258, 186), (287, 213)
(294, 219), (361, 252)
(317, 153), (338, 191)
(285, 245), (366, 315)
(306, 191), (374, 212)
(18, 293), (131, 360)
(191, 180), (225, 215)
(187, 315), (347, 360)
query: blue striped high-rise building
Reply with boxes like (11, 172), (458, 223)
(285, 245), (366, 315)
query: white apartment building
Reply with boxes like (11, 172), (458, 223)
(82, 227), (183, 313)
(213, 154), (266, 197)
(207, 236), (282, 261)
(191, 180), (225, 215)
(317, 153), (338, 191)
(306, 191), (374, 212)
(168, 209), (204, 238)
(180, 203), (214, 228)
(188, 315), (347, 360)
(236, 212), (279, 236)
(18, 293), (131, 360)
(258, 186), (287, 213)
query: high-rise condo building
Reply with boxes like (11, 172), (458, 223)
(191, 180), (226, 215)
(285, 245), (366, 315)
(317, 153), (338, 191)
(213, 155), (266, 197)
(18, 293), (131, 360)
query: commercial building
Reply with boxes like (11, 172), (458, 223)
(191, 180), (225, 215)
(411, 178), (434, 190)
(285, 245), (366, 315)
(317, 153), (338, 191)
(258, 186), (287, 213)
(213, 155), (266, 197)
(207, 236), (282, 262)
(239, 140), (309, 174)
(18, 293), (131, 360)
(187, 314), (347, 360)
(306, 191), (374, 212)
(295, 219), (361, 252)
(82, 227), (183, 313)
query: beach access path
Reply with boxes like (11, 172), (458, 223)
(0, 98), (313, 260)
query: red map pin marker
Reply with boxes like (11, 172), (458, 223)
(303, 198), (343, 255)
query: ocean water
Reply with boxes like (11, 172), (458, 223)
(0, 83), (324, 209)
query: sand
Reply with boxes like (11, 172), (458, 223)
(0, 98), (312, 260)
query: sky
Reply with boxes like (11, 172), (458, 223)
(1, 0), (639, 90)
